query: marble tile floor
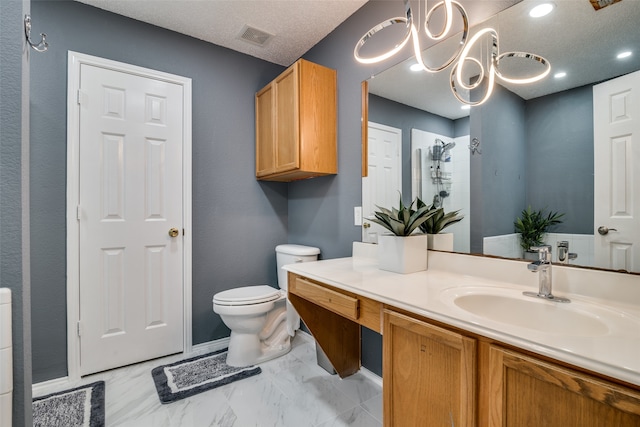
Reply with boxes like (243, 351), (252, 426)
(33, 333), (383, 427)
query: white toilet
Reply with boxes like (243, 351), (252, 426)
(213, 244), (320, 367)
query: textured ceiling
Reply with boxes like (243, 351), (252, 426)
(73, 0), (640, 120)
(75, 0), (368, 66)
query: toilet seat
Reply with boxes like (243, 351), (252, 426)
(213, 285), (283, 306)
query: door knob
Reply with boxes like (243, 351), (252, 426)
(363, 222), (371, 229)
(168, 227), (180, 237)
(597, 226), (617, 235)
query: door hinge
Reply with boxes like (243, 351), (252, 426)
(77, 89), (88, 105)
(77, 205), (81, 220)
(77, 321), (82, 337)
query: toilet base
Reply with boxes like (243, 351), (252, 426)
(224, 302), (294, 367)
(225, 332), (292, 367)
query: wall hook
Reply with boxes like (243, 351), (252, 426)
(468, 137), (481, 155)
(24, 15), (49, 53)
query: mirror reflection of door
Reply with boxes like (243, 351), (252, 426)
(594, 69), (640, 271)
(362, 122), (402, 243)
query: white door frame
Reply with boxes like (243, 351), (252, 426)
(66, 51), (193, 380)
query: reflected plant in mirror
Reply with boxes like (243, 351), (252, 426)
(417, 198), (464, 235)
(362, 0), (640, 273)
(514, 206), (564, 259)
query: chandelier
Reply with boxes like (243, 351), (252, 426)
(354, 0), (551, 106)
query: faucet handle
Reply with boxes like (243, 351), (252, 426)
(529, 245), (552, 262)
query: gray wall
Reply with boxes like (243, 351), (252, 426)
(368, 94), (456, 204)
(30, 0), (288, 382)
(470, 83), (527, 253)
(28, 0), (415, 386)
(289, 1), (417, 259)
(454, 116), (471, 138)
(0, 0), (33, 425)
(469, 83), (594, 253)
(290, 1), (423, 377)
(525, 85), (594, 234)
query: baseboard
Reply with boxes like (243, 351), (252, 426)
(295, 329), (314, 343)
(359, 366), (383, 387)
(191, 336), (230, 355)
(296, 329), (382, 386)
(32, 376), (71, 397)
(33, 336), (231, 396)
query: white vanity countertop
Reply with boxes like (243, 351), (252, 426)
(284, 251), (640, 387)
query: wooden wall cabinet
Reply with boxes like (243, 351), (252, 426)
(383, 309), (476, 427)
(255, 59), (337, 182)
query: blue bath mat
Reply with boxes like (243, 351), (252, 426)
(33, 381), (105, 427)
(151, 348), (261, 404)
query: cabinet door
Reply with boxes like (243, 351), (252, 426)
(383, 309), (476, 426)
(488, 346), (640, 427)
(255, 84), (275, 177)
(274, 65), (299, 173)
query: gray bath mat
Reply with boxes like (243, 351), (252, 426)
(33, 381), (105, 427)
(151, 348), (261, 404)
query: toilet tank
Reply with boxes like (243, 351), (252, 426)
(275, 244), (320, 291)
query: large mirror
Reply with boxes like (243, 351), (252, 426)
(363, 0), (640, 273)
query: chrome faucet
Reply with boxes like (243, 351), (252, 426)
(523, 245), (570, 303)
(557, 241), (578, 264)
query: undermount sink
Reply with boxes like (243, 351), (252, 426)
(440, 287), (637, 337)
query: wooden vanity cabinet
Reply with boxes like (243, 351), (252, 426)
(287, 273), (381, 377)
(255, 59), (337, 181)
(383, 309), (476, 427)
(488, 346), (640, 427)
(287, 273), (640, 427)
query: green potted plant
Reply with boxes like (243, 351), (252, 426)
(514, 206), (564, 259)
(417, 199), (464, 251)
(369, 194), (437, 274)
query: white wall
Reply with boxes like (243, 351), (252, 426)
(484, 233), (594, 266)
(411, 129), (470, 253)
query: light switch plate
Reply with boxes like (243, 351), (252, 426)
(354, 206), (362, 226)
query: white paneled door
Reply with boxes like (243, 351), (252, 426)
(593, 70), (640, 272)
(362, 122), (402, 243)
(77, 63), (185, 375)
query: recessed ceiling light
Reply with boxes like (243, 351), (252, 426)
(529, 3), (554, 18)
(554, 72), (567, 78)
(410, 63), (423, 72)
(617, 51), (632, 59)
(461, 105), (471, 110)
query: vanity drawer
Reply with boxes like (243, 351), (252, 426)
(291, 276), (359, 321)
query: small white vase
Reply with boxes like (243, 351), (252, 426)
(427, 233), (454, 252)
(378, 234), (428, 274)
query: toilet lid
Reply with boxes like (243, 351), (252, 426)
(213, 285), (282, 306)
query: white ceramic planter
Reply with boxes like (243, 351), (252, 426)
(378, 234), (428, 274)
(427, 233), (454, 252)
